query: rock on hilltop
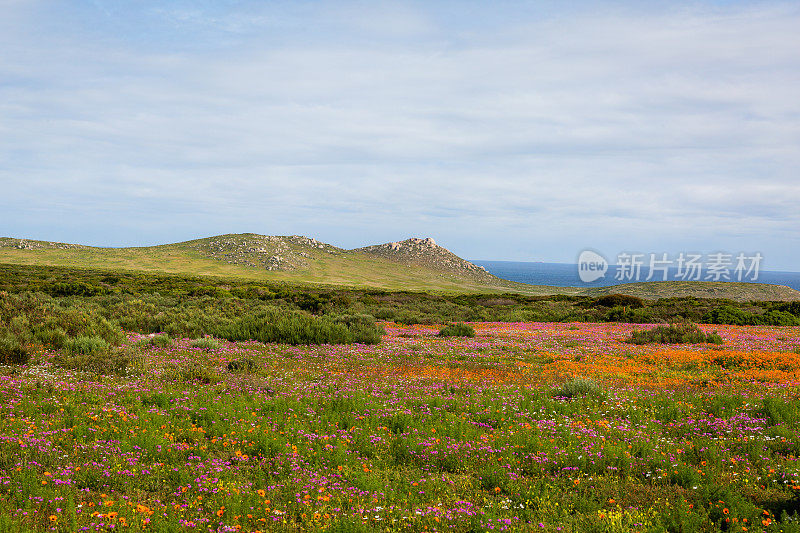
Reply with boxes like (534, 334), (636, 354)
(0, 237), (87, 251)
(355, 237), (497, 282)
(188, 234), (342, 271)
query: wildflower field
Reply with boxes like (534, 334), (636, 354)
(2, 321), (800, 532)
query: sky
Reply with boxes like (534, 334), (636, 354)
(1, 1), (799, 270)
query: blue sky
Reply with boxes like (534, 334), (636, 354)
(1, 1), (799, 270)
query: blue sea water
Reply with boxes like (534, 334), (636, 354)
(471, 260), (800, 292)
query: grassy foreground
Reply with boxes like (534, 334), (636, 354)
(2, 321), (800, 532)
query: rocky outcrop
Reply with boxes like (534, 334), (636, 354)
(0, 238), (87, 250)
(189, 234), (342, 271)
(354, 237), (495, 281)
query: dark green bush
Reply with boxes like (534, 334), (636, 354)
(49, 282), (105, 297)
(438, 323), (476, 337)
(703, 306), (800, 326)
(628, 323), (723, 345)
(604, 306), (655, 323)
(776, 301), (800, 317)
(227, 358), (258, 372)
(758, 310), (800, 326)
(591, 294), (644, 308)
(215, 310), (383, 345)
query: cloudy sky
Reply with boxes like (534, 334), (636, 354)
(1, 1), (799, 269)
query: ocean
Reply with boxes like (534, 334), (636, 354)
(471, 260), (800, 292)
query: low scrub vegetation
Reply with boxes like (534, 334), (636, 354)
(1, 264), (800, 332)
(214, 311), (383, 345)
(438, 323), (476, 337)
(628, 323), (724, 345)
(190, 336), (223, 351)
(553, 376), (605, 399)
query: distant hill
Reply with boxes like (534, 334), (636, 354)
(355, 237), (496, 282)
(0, 234), (533, 294)
(1, 234), (799, 300)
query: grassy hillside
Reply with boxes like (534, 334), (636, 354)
(0, 235), (554, 294)
(1, 235), (799, 300)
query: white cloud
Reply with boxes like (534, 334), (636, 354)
(0, 1), (798, 267)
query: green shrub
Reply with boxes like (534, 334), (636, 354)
(373, 308), (396, 320)
(215, 310), (383, 345)
(49, 281), (105, 297)
(777, 301), (800, 317)
(0, 334), (29, 366)
(554, 376), (604, 399)
(757, 310), (800, 326)
(394, 311), (424, 325)
(52, 347), (129, 375)
(333, 314), (384, 344)
(628, 323), (723, 345)
(32, 326), (68, 349)
(227, 358), (258, 372)
(65, 335), (110, 356)
(591, 294), (644, 308)
(438, 323), (476, 337)
(604, 306), (655, 323)
(163, 363), (221, 384)
(190, 337), (223, 351)
(137, 333), (174, 348)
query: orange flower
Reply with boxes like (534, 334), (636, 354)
(257, 489), (265, 497)
(723, 508), (729, 515)
(49, 515), (57, 523)
(216, 508), (225, 517)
